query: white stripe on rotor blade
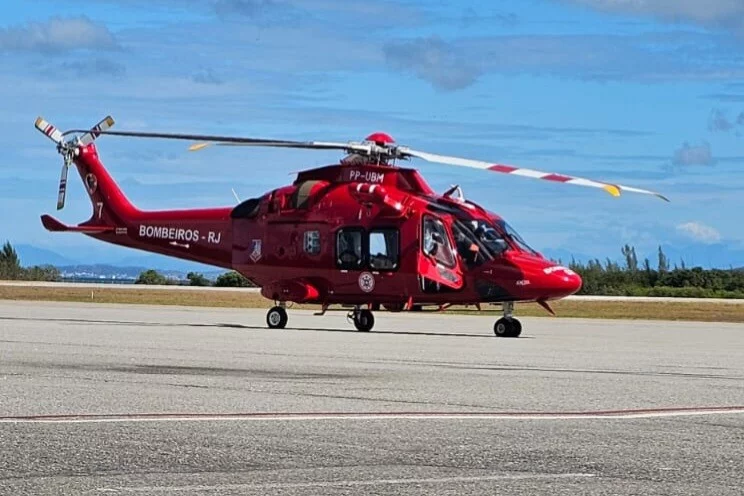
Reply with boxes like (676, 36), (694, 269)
(510, 169), (550, 179)
(567, 178), (607, 189)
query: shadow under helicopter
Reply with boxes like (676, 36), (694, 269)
(212, 322), (533, 339)
(0, 315), (530, 339)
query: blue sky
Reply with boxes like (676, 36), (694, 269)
(2, 0), (744, 268)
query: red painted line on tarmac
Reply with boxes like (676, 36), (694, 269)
(1, 406), (744, 423)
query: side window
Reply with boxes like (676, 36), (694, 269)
(423, 216), (456, 268)
(336, 228), (364, 269)
(369, 229), (399, 271)
(304, 230), (320, 255)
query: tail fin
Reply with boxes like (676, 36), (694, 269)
(35, 115), (140, 229)
(73, 142), (140, 227)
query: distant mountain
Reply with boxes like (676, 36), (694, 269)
(16, 244), (80, 267)
(542, 244), (744, 270)
(649, 243), (744, 270)
(9, 244), (226, 279)
(115, 253), (220, 273)
(57, 263), (226, 280)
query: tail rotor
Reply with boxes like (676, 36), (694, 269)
(57, 154), (70, 210)
(34, 117), (65, 146)
(34, 115), (115, 210)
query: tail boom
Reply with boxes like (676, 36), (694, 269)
(43, 143), (235, 269)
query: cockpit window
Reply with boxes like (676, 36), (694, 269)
(495, 220), (539, 255)
(423, 216), (457, 268)
(470, 220), (510, 256)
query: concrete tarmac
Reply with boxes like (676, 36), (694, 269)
(0, 301), (743, 495)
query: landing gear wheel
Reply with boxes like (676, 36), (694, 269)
(494, 317), (521, 338)
(353, 309), (375, 332)
(266, 306), (288, 329)
(511, 318), (522, 337)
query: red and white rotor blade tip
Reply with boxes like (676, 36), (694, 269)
(34, 117), (64, 144)
(401, 149), (669, 202)
(78, 115), (115, 147)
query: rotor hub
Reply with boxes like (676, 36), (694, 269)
(364, 132), (395, 147)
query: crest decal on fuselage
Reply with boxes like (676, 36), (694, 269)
(250, 239), (262, 262)
(358, 272), (375, 292)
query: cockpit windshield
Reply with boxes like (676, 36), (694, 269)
(494, 220), (539, 256)
(454, 217), (539, 257)
(468, 220), (510, 256)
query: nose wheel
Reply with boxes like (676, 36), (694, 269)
(266, 305), (288, 329)
(494, 302), (522, 337)
(494, 317), (521, 337)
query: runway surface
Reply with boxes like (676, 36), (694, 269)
(0, 300), (743, 495)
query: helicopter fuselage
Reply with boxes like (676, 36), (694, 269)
(64, 144), (581, 309)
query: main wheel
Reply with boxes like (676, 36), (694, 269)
(510, 318), (522, 337)
(494, 317), (521, 338)
(353, 309), (375, 332)
(266, 306), (288, 329)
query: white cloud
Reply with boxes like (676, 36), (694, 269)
(672, 142), (714, 166)
(708, 108), (735, 132)
(677, 222), (722, 244)
(564, 0), (744, 32)
(383, 37), (482, 91)
(383, 31), (744, 91)
(0, 16), (118, 53)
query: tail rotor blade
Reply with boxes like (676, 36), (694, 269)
(56, 163), (68, 210)
(35, 117), (64, 145)
(78, 115), (115, 146)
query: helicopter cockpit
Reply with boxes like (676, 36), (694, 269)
(449, 216), (540, 268)
(493, 219), (540, 256)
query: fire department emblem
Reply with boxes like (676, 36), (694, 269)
(358, 272), (375, 293)
(85, 173), (98, 194)
(250, 239), (262, 262)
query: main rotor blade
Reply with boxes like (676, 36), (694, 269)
(400, 148), (669, 202)
(196, 141), (374, 153)
(62, 129), (374, 154)
(64, 129), (333, 147)
(62, 129), (299, 144)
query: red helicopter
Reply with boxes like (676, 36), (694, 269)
(34, 115), (667, 337)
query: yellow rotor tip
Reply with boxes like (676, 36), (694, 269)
(188, 142), (211, 152)
(603, 185), (621, 197)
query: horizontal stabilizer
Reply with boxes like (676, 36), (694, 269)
(40, 214), (115, 233)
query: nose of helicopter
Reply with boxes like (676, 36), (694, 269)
(552, 267), (582, 295)
(541, 263), (583, 298)
(498, 253), (583, 300)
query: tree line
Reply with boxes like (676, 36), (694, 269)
(136, 269), (255, 287)
(0, 241), (60, 281)
(564, 245), (744, 299)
